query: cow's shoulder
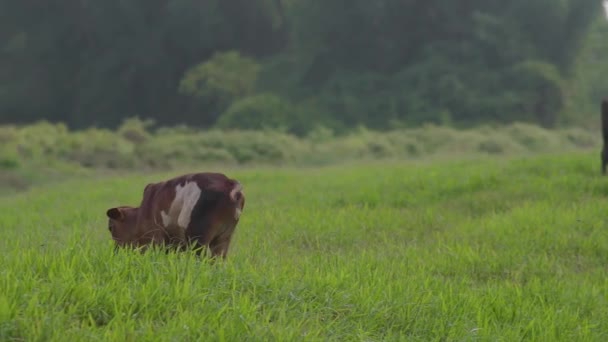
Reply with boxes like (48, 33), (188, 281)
(138, 180), (172, 215)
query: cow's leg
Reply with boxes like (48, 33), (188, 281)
(186, 219), (218, 257)
(185, 189), (225, 257)
(165, 225), (189, 253)
(209, 233), (234, 260)
(188, 221), (236, 259)
(184, 232), (211, 256)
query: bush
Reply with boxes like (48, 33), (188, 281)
(558, 128), (599, 149)
(0, 120), (600, 176)
(178, 51), (260, 107)
(197, 130), (308, 164)
(136, 135), (237, 168)
(476, 134), (525, 155)
(117, 117), (153, 145)
(215, 93), (293, 131)
(58, 129), (135, 169)
(0, 152), (19, 170)
(503, 123), (562, 152)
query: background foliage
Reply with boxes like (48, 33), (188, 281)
(0, 119), (600, 193)
(0, 1), (606, 134)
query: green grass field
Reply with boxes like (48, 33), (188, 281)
(1, 153), (607, 341)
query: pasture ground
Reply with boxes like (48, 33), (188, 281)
(1, 153), (607, 341)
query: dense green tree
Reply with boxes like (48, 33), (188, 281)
(0, 0), (605, 132)
(178, 51), (261, 125)
(0, 0), (287, 127)
(271, 0), (604, 129)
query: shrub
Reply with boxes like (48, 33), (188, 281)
(178, 51), (260, 107)
(59, 129), (135, 169)
(558, 127), (599, 149)
(0, 119), (600, 177)
(136, 134), (237, 168)
(197, 130), (307, 164)
(117, 117), (153, 145)
(215, 93), (292, 131)
(0, 151), (19, 170)
(503, 123), (562, 152)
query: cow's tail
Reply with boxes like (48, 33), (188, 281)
(229, 181), (244, 220)
(229, 182), (244, 203)
(602, 99), (608, 145)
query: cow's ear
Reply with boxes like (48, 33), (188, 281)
(106, 207), (124, 221)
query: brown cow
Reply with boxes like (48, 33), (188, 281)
(106, 172), (245, 259)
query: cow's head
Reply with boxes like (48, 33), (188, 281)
(106, 206), (139, 248)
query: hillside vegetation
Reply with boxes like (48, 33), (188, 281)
(1, 1), (607, 132)
(1, 154), (607, 340)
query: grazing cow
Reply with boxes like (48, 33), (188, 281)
(602, 99), (608, 174)
(106, 172), (245, 259)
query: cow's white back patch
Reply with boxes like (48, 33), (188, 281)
(160, 181), (202, 229)
(161, 211), (171, 227)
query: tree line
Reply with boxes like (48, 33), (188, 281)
(0, 0), (606, 135)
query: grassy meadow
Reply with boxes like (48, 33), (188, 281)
(1, 151), (608, 341)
